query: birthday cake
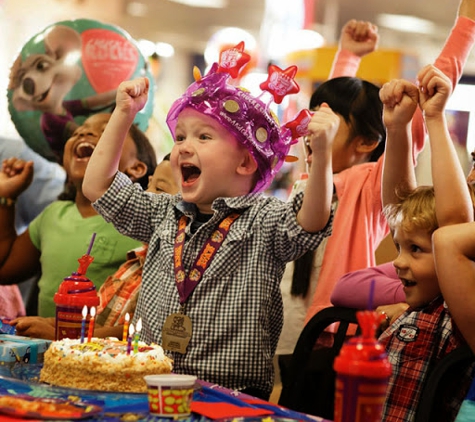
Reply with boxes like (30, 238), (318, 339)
(39, 338), (173, 392)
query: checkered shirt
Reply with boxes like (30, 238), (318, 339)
(93, 171), (333, 396)
(379, 296), (469, 422)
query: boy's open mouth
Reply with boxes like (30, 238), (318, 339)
(74, 142), (95, 159)
(401, 278), (416, 288)
(181, 164), (201, 183)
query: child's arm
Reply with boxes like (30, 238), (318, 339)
(297, 104), (336, 233)
(329, 19), (379, 78)
(83, 78), (150, 202)
(380, 79), (419, 207)
(434, 223), (475, 352)
(418, 65), (474, 226)
(0, 158), (42, 285)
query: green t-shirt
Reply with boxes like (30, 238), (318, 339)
(28, 201), (142, 317)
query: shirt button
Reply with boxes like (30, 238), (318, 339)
(162, 229), (170, 236)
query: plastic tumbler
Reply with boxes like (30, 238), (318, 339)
(144, 374), (197, 417)
(54, 252), (99, 340)
(333, 310), (392, 422)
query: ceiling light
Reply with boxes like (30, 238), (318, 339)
(127, 2), (148, 17)
(156, 42), (175, 58)
(167, 0), (227, 8)
(205, 27), (256, 65)
(377, 13), (436, 34)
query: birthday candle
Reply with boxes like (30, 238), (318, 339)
(123, 313), (130, 342)
(80, 305), (88, 344)
(87, 306), (96, 343)
(133, 318), (142, 354)
(126, 323), (134, 355)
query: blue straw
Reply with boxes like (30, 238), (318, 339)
(86, 233), (96, 255)
(368, 278), (376, 310)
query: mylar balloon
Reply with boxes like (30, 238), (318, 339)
(7, 19), (154, 162)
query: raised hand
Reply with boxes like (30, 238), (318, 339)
(0, 157), (34, 199)
(380, 79), (419, 130)
(306, 103), (340, 154)
(115, 77), (150, 118)
(339, 19), (379, 58)
(417, 64), (452, 119)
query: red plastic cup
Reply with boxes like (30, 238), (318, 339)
(54, 272), (99, 340)
(333, 310), (392, 422)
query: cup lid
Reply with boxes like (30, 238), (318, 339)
(144, 374), (197, 386)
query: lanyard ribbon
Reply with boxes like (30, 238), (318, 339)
(174, 212), (241, 305)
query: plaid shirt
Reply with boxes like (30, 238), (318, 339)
(93, 171), (333, 396)
(379, 297), (468, 422)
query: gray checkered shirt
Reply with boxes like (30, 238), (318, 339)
(93, 171), (333, 396)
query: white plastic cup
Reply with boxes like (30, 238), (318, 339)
(144, 374), (197, 417)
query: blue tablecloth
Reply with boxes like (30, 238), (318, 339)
(0, 363), (330, 421)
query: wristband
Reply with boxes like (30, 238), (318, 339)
(0, 197), (16, 207)
(380, 311), (391, 326)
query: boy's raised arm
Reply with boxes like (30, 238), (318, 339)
(380, 79), (419, 207)
(83, 78), (150, 202)
(419, 65), (474, 226)
(297, 104), (336, 233)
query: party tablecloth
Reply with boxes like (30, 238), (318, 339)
(0, 363), (331, 421)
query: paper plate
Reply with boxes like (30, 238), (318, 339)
(0, 395), (102, 420)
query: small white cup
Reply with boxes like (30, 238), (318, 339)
(144, 374), (197, 417)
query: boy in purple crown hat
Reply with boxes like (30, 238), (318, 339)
(83, 47), (336, 399)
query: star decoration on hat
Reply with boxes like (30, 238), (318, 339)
(285, 109), (313, 140)
(260, 65), (300, 104)
(217, 41), (251, 79)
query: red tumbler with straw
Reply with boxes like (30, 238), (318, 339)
(54, 233), (100, 340)
(333, 280), (392, 422)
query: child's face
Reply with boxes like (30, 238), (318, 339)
(170, 108), (252, 213)
(147, 160), (179, 195)
(392, 225), (441, 309)
(63, 113), (138, 185)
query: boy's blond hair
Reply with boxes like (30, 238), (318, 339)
(384, 186), (438, 234)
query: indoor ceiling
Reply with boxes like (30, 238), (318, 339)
(118, 0), (462, 54)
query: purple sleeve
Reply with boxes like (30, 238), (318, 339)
(330, 262), (405, 309)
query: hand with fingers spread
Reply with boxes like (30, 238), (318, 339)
(339, 19), (379, 58)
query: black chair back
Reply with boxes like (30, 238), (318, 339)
(278, 306), (359, 419)
(415, 344), (475, 422)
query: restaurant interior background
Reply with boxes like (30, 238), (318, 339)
(1, 0), (475, 263)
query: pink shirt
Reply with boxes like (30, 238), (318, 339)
(305, 16), (475, 323)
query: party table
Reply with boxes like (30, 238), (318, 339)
(0, 363), (331, 421)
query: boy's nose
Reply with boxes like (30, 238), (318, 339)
(392, 253), (407, 273)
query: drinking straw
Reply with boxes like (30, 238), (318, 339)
(87, 233), (97, 255)
(368, 279), (376, 310)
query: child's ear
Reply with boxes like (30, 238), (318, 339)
(237, 150), (258, 176)
(354, 136), (379, 154)
(124, 160), (148, 182)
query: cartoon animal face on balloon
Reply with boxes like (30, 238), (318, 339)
(9, 26), (82, 114)
(7, 19), (154, 163)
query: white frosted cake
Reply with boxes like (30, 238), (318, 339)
(40, 338), (173, 392)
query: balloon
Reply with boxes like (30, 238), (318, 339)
(7, 19), (154, 162)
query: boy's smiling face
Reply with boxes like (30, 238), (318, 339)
(170, 108), (256, 214)
(392, 226), (441, 309)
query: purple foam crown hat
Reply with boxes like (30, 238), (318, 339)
(166, 41), (312, 192)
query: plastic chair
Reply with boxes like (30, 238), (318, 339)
(278, 306), (359, 419)
(414, 344), (475, 422)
